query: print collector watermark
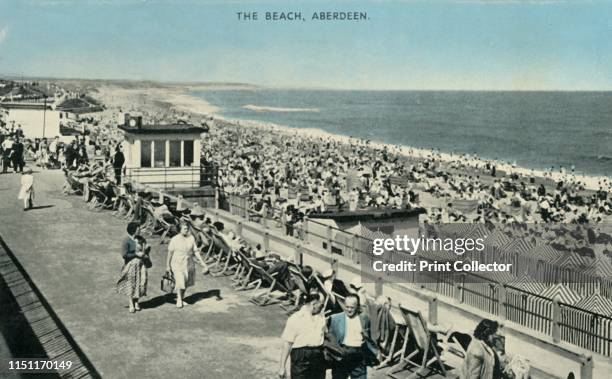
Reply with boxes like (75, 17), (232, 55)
(368, 234), (512, 274)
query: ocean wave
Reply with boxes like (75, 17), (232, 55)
(597, 155), (612, 161)
(243, 104), (320, 113)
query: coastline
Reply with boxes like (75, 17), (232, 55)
(94, 84), (610, 190)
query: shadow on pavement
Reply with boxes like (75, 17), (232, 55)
(139, 293), (175, 309)
(184, 289), (223, 304)
(28, 205), (56, 211)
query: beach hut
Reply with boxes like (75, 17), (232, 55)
(119, 114), (206, 189)
(574, 293), (612, 317)
(562, 293), (612, 355)
(505, 274), (552, 334)
(540, 283), (583, 305)
(500, 238), (536, 275)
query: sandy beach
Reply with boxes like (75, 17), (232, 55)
(83, 82), (609, 192)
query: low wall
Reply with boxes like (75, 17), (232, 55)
(205, 207), (612, 379)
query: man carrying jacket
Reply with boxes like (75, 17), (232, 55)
(328, 293), (378, 379)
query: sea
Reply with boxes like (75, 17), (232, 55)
(191, 90), (612, 177)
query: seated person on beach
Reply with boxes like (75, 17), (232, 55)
(154, 202), (176, 223)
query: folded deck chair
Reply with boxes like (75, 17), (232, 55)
(387, 304), (447, 379)
(372, 302), (408, 369)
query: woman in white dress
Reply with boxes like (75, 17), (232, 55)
(166, 222), (207, 308)
(18, 167), (34, 211)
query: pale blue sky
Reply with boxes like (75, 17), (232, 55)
(0, 0), (610, 90)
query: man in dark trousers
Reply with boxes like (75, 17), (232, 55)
(113, 144), (125, 184)
(11, 138), (24, 173)
(328, 293), (378, 379)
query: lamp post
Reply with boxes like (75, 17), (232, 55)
(42, 97), (47, 138)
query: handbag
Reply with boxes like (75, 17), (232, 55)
(161, 271), (175, 293)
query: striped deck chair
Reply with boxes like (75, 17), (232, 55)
(387, 304), (447, 379)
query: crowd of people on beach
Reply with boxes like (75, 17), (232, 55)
(201, 121), (612, 228)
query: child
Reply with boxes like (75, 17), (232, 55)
(18, 167), (34, 211)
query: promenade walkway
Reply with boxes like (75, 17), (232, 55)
(0, 170), (290, 378)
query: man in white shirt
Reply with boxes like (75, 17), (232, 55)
(278, 293), (326, 379)
(328, 294), (378, 379)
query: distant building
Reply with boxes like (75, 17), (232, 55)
(306, 208), (425, 260)
(119, 114), (207, 189)
(0, 102), (60, 139)
(56, 97), (104, 121)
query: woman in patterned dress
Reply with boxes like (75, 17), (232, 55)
(166, 222), (207, 308)
(117, 234), (150, 313)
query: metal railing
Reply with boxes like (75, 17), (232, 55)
(215, 190), (612, 356)
(125, 163), (218, 189)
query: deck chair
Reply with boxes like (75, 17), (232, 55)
(439, 331), (471, 371)
(209, 231), (240, 277)
(280, 264), (310, 314)
(372, 302), (408, 369)
(139, 203), (157, 237)
(249, 263), (291, 306)
(62, 169), (83, 196)
(121, 191), (138, 221)
(387, 305), (447, 379)
(311, 274), (344, 316)
(87, 183), (113, 211)
(231, 249), (263, 291)
(204, 229), (236, 275)
(143, 203), (175, 244)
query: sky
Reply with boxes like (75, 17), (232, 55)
(0, 0), (610, 90)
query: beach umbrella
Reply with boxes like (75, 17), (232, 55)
(540, 283), (583, 305)
(574, 293), (612, 317)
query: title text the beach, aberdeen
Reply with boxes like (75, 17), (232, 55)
(236, 11), (368, 21)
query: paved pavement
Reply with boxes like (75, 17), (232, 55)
(0, 169), (416, 379)
(0, 169), (290, 378)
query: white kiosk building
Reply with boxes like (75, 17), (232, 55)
(1, 102), (61, 138)
(119, 115), (206, 189)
